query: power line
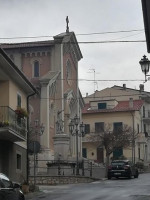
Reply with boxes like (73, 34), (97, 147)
(0, 29), (144, 40)
(55, 78), (144, 81)
(39, 92), (149, 100)
(76, 29), (144, 36)
(77, 40), (145, 44)
(110, 32), (144, 41)
(0, 39), (145, 44)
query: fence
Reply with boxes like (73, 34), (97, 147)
(29, 158), (105, 180)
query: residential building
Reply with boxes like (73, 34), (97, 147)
(1, 31), (84, 173)
(82, 84), (150, 165)
(0, 48), (36, 182)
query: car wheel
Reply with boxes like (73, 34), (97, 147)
(134, 171), (139, 178)
(128, 173), (132, 179)
(19, 195), (25, 200)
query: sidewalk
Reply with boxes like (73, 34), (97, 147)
(25, 191), (44, 200)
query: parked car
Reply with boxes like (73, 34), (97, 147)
(107, 160), (139, 179)
(0, 173), (25, 200)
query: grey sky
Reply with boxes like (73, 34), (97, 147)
(0, 0), (148, 96)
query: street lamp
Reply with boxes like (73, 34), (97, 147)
(139, 55), (150, 82)
(69, 115), (85, 175)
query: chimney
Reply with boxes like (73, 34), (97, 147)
(139, 84), (144, 92)
(129, 98), (133, 108)
(123, 84), (126, 90)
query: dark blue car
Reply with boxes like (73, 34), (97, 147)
(0, 173), (25, 200)
(107, 160), (139, 179)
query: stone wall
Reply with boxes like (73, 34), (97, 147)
(29, 176), (99, 185)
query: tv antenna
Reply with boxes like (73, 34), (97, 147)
(88, 68), (99, 97)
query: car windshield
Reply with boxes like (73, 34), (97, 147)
(111, 162), (127, 166)
(0, 174), (9, 181)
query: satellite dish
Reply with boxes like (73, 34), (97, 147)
(28, 141), (41, 154)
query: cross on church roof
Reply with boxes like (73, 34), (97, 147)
(66, 16), (69, 33)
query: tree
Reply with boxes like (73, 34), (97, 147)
(86, 123), (137, 177)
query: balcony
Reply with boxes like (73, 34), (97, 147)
(82, 132), (102, 143)
(0, 106), (27, 142)
(143, 110), (150, 124)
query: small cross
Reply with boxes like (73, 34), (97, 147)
(66, 16), (69, 33)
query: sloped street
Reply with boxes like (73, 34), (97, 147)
(25, 173), (150, 200)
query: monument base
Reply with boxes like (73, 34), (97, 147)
(53, 134), (70, 160)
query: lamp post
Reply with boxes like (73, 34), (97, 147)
(33, 120), (45, 187)
(139, 55), (150, 82)
(69, 115), (85, 175)
(139, 55), (150, 164)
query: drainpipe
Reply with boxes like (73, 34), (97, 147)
(26, 91), (36, 184)
(129, 98), (135, 163)
(130, 111), (135, 164)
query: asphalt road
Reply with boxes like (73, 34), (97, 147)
(25, 173), (150, 200)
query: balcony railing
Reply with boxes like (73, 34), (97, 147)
(82, 132), (102, 142)
(0, 106), (27, 141)
(143, 110), (150, 124)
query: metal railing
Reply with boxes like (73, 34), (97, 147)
(29, 159), (105, 179)
(143, 110), (150, 118)
(0, 106), (27, 138)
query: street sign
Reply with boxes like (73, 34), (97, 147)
(28, 141), (41, 154)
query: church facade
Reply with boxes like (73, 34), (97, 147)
(1, 31), (84, 174)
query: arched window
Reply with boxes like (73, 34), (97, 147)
(34, 61), (39, 77)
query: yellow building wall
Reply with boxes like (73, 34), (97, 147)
(83, 112), (135, 132)
(0, 80), (27, 110)
(83, 110), (143, 163)
(9, 80), (27, 110)
(0, 81), (9, 106)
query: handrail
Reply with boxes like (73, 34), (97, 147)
(0, 106), (27, 138)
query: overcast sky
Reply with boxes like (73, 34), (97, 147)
(0, 0), (148, 96)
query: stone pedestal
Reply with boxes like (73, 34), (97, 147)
(53, 134), (70, 160)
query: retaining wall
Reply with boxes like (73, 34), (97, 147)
(29, 176), (99, 185)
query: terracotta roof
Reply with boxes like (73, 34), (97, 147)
(0, 40), (54, 49)
(82, 100), (144, 114)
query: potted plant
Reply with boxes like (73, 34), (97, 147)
(15, 107), (28, 118)
(21, 180), (29, 194)
(3, 120), (9, 127)
(19, 174), (29, 194)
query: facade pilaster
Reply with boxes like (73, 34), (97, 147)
(40, 81), (50, 149)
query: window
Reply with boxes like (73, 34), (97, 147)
(113, 122), (123, 133)
(34, 61), (39, 77)
(1, 179), (12, 188)
(145, 144), (147, 160)
(82, 148), (87, 158)
(138, 146), (140, 159)
(144, 124), (147, 133)
(137, 124), (139, 133)
(0, 180), (4, 188)
(95, 122), (104, 133)
(143, 106), (145, 118)
(17, 93), (21, 107)
(98, 103), (106, 109)
(84, 124), (90, 134)
(17, 154), (21, 170)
